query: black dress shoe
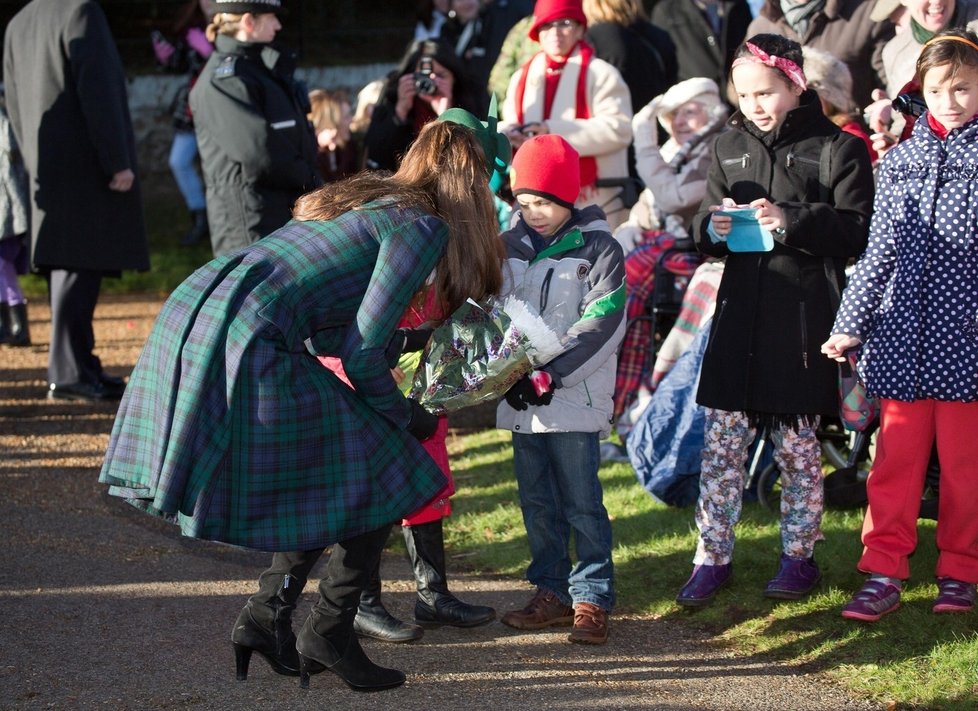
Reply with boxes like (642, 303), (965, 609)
(47, 380), (123, 402)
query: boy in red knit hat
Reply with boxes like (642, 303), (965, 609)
(496, 134), (626, 645)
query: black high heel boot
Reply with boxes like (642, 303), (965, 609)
(232, 599), (301, 680)
(404, 519), (496, 628)
(297, 617), (405, 691)
(232, 550), (324, 680)
(296, 525), (404, 691)
(353, 557), (423, 643)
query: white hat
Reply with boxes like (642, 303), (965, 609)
(653, 77), (722, 133)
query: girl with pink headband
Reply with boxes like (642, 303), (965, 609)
(676, 33), (875, 609)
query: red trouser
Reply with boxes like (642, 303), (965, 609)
(859, 398), (978, 582)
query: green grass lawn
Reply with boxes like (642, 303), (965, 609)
(444, 427), (978, 711)
(26, 181), (976, 709)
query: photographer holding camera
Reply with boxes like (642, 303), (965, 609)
(364, 39), (488, 171)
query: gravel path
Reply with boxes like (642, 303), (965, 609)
(0, 294), (884, 710)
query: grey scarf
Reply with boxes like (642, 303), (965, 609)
(780, 0), (825, 38)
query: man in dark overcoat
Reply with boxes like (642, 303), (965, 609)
(3, 0), (150, 401)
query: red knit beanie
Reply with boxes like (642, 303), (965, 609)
(528, 0), (587, 41)
(511, 134), (581, 208)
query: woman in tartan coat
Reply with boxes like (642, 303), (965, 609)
(99, 113), (510, 692)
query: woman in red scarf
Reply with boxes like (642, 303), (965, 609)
(501, 0), (634, 229)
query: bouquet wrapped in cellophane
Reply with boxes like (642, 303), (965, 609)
(409, 296), (569, 414)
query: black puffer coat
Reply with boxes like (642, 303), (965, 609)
(692, 91), (874, 424)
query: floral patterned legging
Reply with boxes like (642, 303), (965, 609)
(693, 408), (824, 565)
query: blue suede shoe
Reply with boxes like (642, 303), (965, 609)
(763, 554), (822, 600)
(676, 563), (732, 608)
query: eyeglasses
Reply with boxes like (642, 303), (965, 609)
(538, 19), (579, 33)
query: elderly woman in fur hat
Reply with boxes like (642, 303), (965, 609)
(608, 77), (728, 428)
(803, 46), (877, 163)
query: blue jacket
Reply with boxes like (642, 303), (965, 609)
(833, 115), (978, 402)
(496, 205), (626, 436)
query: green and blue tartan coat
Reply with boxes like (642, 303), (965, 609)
(99, 203), (450, 551)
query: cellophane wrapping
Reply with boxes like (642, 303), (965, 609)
(409, 296), (567, 414)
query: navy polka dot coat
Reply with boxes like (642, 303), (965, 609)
(833, 115), (978, 402)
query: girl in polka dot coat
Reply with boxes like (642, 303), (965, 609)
(824, 30), (978, 621)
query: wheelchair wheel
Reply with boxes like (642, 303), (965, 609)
(756, 462), (781, 512)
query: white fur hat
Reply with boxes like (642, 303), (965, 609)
(654, 77), (722, 133)
(802, 46), (855, 114)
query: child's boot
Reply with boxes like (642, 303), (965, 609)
(676, 563), (732, 608)
(763, 554), (821, 599)
(7, 302), (31, 347)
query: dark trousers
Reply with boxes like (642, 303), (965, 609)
(45, 268), (103, 385)
(251, 524), (394, 638)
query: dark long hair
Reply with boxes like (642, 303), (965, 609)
(293, 121), (503, 313)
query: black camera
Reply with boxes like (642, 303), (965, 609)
(891, 93), (927, 117)
(413, 52), (437, 96)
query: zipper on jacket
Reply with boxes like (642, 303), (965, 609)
(539, 268), (554, 312)
(722, 154), (751, 169)
(786, 152), (819, 170)
(799, 302), (808, 369)
(708, 298), (728, 353)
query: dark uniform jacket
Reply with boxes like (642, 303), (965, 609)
(2, 0), (148, 273)
(692, 92), (875, 424)
(190, 34), (320, 256)
(650, 0), (753, 92)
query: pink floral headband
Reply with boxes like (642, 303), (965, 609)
(731, 42), (808, 92)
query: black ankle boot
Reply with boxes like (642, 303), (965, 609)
(296, 614), (405, 691)
(404, 519), (496, 628)
(353, 560), (423, 643)
(180, 208), (209, 246)
(231, 596), (301, 680)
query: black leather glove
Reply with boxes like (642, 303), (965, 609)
(385, 328), (434, 367)
(406, 398), (439, 441)
(503, 374), (555, 411)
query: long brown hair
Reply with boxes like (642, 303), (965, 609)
(293, 120), (504, 314)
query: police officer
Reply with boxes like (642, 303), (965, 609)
(190, 0), (320, 256)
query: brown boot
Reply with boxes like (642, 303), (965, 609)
(568, 602), (609, 645)
(501, 588), (574, 630)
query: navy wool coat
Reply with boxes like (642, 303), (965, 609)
(692, 92), (875, 422)
(99, 204), (449, 552)
(833, 116), (978, 402)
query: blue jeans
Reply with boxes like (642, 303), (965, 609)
(511, 431), (615, 610)
(169, 129), (205, 211)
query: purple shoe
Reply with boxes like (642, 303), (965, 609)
(841, 579), (901, 622)
(933, 578), (976, 614)
(676, 563), (732, 608)
(763, 554), (822, 600)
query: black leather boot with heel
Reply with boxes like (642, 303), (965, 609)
(353, 558), (423, 643)
(404, 519), (496, 628)
(0, 302), (30, 347)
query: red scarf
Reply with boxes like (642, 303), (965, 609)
(513, 40), (598, 191)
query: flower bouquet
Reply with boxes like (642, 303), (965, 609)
(409, 296), (568, 414)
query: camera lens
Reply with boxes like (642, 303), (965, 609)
(414, 73), (437, 96)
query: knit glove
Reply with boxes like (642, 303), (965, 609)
(503, 373), (555, 411)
